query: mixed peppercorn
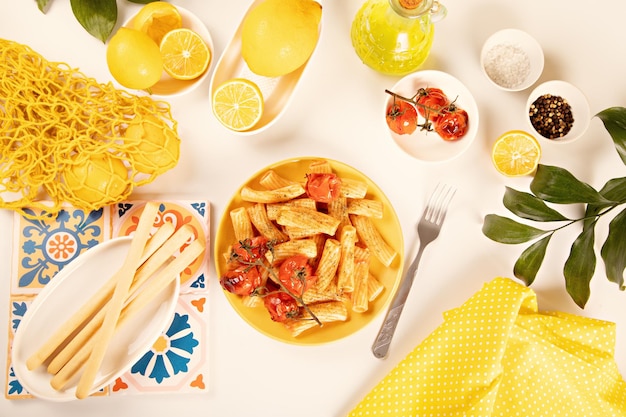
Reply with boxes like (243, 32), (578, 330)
(528, 94), (574, 139)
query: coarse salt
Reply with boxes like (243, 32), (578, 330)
(483, 44), (531, 89)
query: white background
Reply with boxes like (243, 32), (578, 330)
(1, 0), (625, 416)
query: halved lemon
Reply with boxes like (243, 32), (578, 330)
(212, 78), (264, 132)
(131, 2), (182, 45)
(491, 130), (542, 176)
(160, 28), (211, 80)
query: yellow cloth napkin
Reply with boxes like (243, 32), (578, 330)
(349, 277), (626, 417)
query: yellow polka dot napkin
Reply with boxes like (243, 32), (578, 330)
(349, 277), (626, 417)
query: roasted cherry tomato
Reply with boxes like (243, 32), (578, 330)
(231, 236), (269, 263)
(416, 87), (449, 123)
(386, 100), (418, 135)
(264, 292), (300, 322)
(278, 255), (316, 297)
(220, 264), (262, 296)
(435, 105), (469, 141)
(305, 173), (342, 203)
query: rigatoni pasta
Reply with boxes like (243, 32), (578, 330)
(218, 158), (400, 338)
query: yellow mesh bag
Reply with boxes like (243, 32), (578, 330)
(0, 38), (181, 219)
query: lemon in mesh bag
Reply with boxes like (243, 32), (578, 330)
(63, 154), (129, 205)
(124, 115), (180, 175)
(0, 38), (182, 219)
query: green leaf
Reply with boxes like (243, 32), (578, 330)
(596, 107), (626, 166)
(36, 0), (51, 12)
(564, 222), (597, 308)
(585, 177), (626, 228)
(513, 235), (551, 286)
(70, 0), (117, 43)
(530, 165), (610, 204)
(482, 214), (548, 244)
(600, 207), (626, 289)
(503, 187), (570, 222)
(598, 176), (626, 202)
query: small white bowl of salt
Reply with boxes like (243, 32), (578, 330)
(481, 28), (544, 92)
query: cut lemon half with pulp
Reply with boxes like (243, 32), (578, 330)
(492, 130), (542, 176)
(160, 28), (211, 80)
(131, 2), (182, 45)
(212, 78), (264, 132)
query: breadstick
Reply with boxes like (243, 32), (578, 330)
(46, 224), (194, 374)
(75, 202), (158, 399)
(25, 221), (175, 371)
(51, 239), (205, 392)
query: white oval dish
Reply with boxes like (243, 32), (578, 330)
(11, 236), (179, 401)
(526, 80), (590, 144)
(385, 70), (479, 163)
(480, 28), (544, 92)
(208, 0), (321, 135)
(124, 6), (215, 97)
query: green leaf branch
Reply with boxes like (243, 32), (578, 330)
(36, 0), (159, 43)
(482, 107), (626, 308)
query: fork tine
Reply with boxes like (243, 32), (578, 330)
(425, 184), (455, 224)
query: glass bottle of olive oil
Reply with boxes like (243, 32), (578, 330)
(351, 0), (446, 76)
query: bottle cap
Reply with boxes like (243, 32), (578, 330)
(399, 0), (423, 9)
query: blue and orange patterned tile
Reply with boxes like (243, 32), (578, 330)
(5, 200), (211, 400)
(11, 206), (110, 296)
(111, 200), (210, 294)
(6, 295), (31, 400)
(109, 292), (209, 396)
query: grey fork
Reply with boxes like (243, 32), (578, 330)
(372, 184), (455, 359)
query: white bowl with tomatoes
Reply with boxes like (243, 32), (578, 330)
(384, 70), (479, 163)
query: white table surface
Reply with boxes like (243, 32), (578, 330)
(1, 0), (625, 416)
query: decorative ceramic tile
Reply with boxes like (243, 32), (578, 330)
(5, 200), (211, 400)
(110, 201), (210, 295)
(109, 293), (209, 396)
(11, 207), (110, 296)
(6, 295), (32, 400)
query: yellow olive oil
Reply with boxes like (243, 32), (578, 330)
(351, 0), (435, 76)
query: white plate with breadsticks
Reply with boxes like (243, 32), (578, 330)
(11, 203), (205, 401)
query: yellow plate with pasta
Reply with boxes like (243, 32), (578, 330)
(215, 157), (404, 345)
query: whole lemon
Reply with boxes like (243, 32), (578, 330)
(64, 154), (129, 205)
(124, 115), (180, 175)
(241, 0), (322, 77)
(106, 27), (163, 90)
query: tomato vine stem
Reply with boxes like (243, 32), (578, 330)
(232, 242), (322, 326)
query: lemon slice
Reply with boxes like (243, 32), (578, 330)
(160, 28), (211, 80)
(492, 130), (542, 176)
(212, 78), (264, 132)
(131, 2), (182, 45)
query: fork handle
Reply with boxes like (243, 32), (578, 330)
(372, 243), (426, 359)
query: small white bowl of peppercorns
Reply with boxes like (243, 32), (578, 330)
(526, 80), (590, 144)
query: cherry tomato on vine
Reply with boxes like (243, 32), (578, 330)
(386, 100), (418, 135)
(231, 236), (269, 262)
(416, 87), (449, 123)
(264, 292), (300, 322)
(305, 173), (342, 203)
(278, 255), (316, 297)
(220, 264), (262, 296)
(435, 105), (469, 141)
